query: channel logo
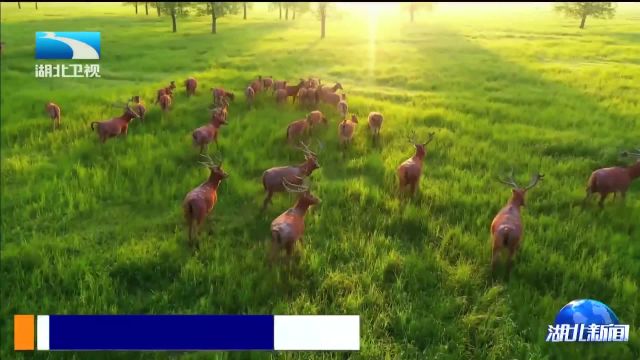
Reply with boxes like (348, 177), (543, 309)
(35, 32), (100, 60)
(546, 299), (629, 342)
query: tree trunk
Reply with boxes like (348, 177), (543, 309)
(135, 2), (138, 14)
(35, 2), (38, 10)
(171, 12), (177, 32)
(156, 2), (160, 16)
(145, 2), (148, 15)
(410, 8), (414, 22)
(321, 13), (326, 39)
(18, 2), (21, 9)
(580, 15), (587, 29)
(279, 4), (282, 19)
(243, 2), (247, 20)
(212, 7), (217, 34)
(285, 5), (288, 20)
(293, 8), (295, 20)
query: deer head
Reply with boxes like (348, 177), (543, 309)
(199, 152), (229, 181)
(282, 177), (321, 207)
(407, 130), (435, 158)
(498, 169), (544, 207)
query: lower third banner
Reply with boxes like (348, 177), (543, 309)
(19, 315), (360, 351)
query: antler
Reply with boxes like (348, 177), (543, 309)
(406, 130), (418, 145)
(424, 132), (436, 146)
(199, 152), (222, 168)
(498, 168), (519, 188)
(524, 173), (544, 190)
(622, 148), (640, 158)
(298, 141), (317, 157)
(282, 177), (309, 193)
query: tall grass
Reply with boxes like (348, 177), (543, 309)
(1, 2), (639, 359)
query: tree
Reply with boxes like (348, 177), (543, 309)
(123, 2), (139, 14)
(316, 3), (334, 39)
(269, 2), (282, 19)
(403, 2), (433, 22)
(197, 2), (241, 34)
(284, 2), (290, 20)
(157, 2), (180, 32)
(17, 2), (21, 9)
(145, 2), (149, 15)
(554, 2), (616, 29)
(243, 2), (247, 19)
(35, 2), (38, 10)
(292, 2), (310, 20)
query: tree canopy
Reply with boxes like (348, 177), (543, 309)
(554, 2), (616, 29)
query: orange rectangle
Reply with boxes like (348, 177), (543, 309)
(14, 314), (35, 351)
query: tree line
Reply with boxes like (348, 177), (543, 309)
(80, 2), (618, 37)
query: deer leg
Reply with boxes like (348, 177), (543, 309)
(583, 189), (593, 206)
(410, 181), (417, 197)
(491, 241), (500, 275)
(505, 248), (517, 281)
(598, 193), (609, 209)
(262, 192), (273, 212)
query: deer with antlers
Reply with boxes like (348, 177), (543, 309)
(90, 101), (140, 143)
(212, 88), (235, 107)
(584, 148), (640, 208)
(261, 141), (321, 212)
(269, 177), (320, 264)
(130, 96), (146, 121)
(397, 131), (435, 196)
(183, 153), (229, 249)
(155, 81), (176, 104)
(491, 170), (544, 279)
(192, 105), (228, 153)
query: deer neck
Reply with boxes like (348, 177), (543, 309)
(507, 196), (524, 209)
(413, 151), (426, 161)
(206, 174), (224, 189)
(293, 200), (312, 215)
(121, 112), (135, 122)
(628, 162), (640, 179)
(298, 162), (314, 176)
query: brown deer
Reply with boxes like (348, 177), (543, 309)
(397, 131), (435, 196)
(319, 82), (343, 95)
(261, 142), (320, 211)
(90, 101), (140, 143)
(155, 81), (176, 104)
(368, 112), (384, 142)
(286, 117), (311, 145)
(338, 114), (358, 149)
(262, 76), (274, 92)
(192, 106), (228, 153)
(185, 77), (197, 97)
(337, 94), (348, 119)
(159, 93), (172, 112)
(131, 96), (146, 121)
(45, 102), (61, 130)
(287, 79), (306, 104)
(269, 178), (320, 263)
(584, 149), (640, 208)
(275, 88), (288, 105)
(273, 80), (287, 95)
(491, 171), (544, 279)
(245, 86), (255, 109)
(183, 153), (229, 249)
(250, 75), (263, 93)
(212, 88), (235, 107)
(307, 110), (326, 128)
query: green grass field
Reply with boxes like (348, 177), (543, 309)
(1, 2), (639, 359)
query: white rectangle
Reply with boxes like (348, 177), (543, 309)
(37, 315), (50, 351)
(274, 315), (360, 351)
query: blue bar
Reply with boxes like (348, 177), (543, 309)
(49, 315), (274, 351)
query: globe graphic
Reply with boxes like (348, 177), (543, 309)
(554, 299), (620, 325)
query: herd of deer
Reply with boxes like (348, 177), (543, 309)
(41, 73), (640, 277)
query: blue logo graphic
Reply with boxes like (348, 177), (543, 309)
(546, 299), (629, 342)
(35, 32), (100, 60)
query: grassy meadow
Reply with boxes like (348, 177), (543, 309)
(1, 2), (639, 359)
